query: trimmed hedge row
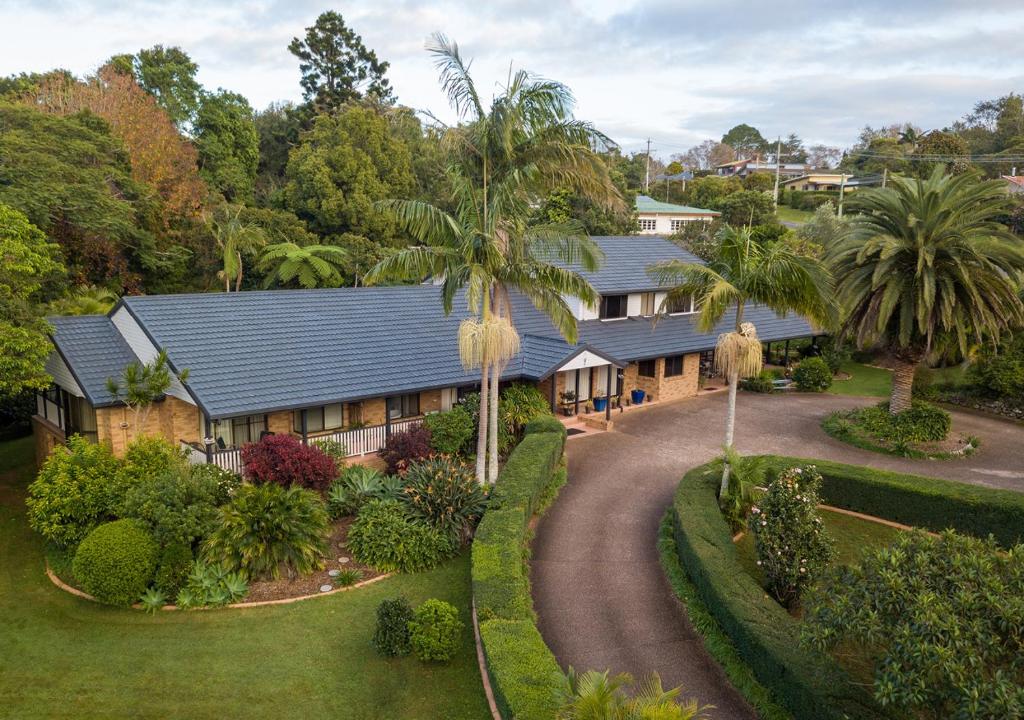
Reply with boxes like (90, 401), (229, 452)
(672, 464), (888, 720)
(473, 417), (567, 720)
(762, 455), (1024, 547)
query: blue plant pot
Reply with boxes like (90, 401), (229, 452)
(631, 389), (646, 404)
(593, 397), (608, 412)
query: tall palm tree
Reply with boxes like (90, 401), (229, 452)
(206, 204), (267, 292)
(257, 242), (348, 289)
(827, 166), (1024, 415)
(649, 225), (832, 496)
(367, 35), (619, 485)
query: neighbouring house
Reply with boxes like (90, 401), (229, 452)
(635, 195), (719, 234)
(781, 173), (881, 193)
(714, 158), (810, 179)
(33, 236), (815, 471)
(1001, 175), (1024, 194)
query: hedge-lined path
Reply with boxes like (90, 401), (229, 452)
(531, 392), (1024, 719)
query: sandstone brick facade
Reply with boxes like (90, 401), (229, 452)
(94, 395), (202, 457)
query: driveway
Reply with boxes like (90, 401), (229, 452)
(530, 392), (1024, 718)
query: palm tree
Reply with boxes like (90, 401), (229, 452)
(557, 668), (710, 720)
(257, 242), (348, 289)
(649, 225), (832, 496)
(206, 204), (267, 292)
(827, 166), (1024, 415)
(48, 285), (118, 315)
(367, 35), (619, 485)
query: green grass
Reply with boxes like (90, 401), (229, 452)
(826, 361), (892, 398)
(776, 206), (814, 224)
(0, 437), (490, 720)
(735, 508), (903, 582)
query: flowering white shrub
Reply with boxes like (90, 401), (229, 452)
(750, 465), (835, 607)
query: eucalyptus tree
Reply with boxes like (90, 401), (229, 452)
(367, 35), (619, 485)
(827, 167), (1024, 414)
(649, 225), (832, 495)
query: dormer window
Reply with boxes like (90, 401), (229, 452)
(667, 295), (697, 314)
(599, 294), (628, 320)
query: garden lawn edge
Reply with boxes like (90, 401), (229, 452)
(472, 416), (568, 720)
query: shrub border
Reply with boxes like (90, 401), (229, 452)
(472, 416), (568, 720)
(821, 408), (979, 460)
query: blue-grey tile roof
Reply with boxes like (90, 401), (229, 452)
(556, 236), (706, 294)
(48, 315), (140, 407)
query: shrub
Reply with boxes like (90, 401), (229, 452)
(523, 414), (566, 437)
(346, 499), (455, 573)
(500, 383), (552, 438)
(188, 463), (242, 505)
(72, 519), (158, 606)
(175, 560), (248, 608)
(154, 542), (193, 598)
(858, 400), (951, 443)
(792, 357), (832, 392)
(803, 530), (1024, 719)
(408, 599), (463, 662)
(478, 620), (567, 719)
(118, 436), (189, 487)
(967, 335), (1024, 399)
(27, 435), (123, 547)
(740, 370), (775, 393)
(379, 425), (433, 474)
(750, 466), (835, 607)
(140, 587), (166, 613)
(241, 434), (336, 491)
(400, 456), (486, 543)
(203, 483), (329, 580)
(372, 596), (414, 657)
(326, 465), (387, 518)
(713, 448), (768, 532)
(118, 467), (221, 547)
(336, 568), (363, 586)
(422, 405), (475, 456)
(817, 339), (850, 375)
(312, 438), (347, 465)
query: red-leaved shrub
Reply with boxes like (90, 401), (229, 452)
(241, 434), (336, 491)
(380, 425), (433, 474)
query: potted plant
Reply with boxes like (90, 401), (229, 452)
(593, 390), (608, 413)
(630, 388), (646, 404)
(559, 390), (577, 416)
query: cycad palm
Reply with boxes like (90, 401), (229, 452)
(827, 166), (1024, 414)
(648, 225), (832, 495)
(367, 35), (618, 485)
(207, 204), (267, 292)
(258, 242), (348, 289)
(49, 285), (118, 315)
(558, 669), (710, 720)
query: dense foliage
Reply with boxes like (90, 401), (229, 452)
(422, 405), (475, 455)
(346, 499), (455, 573)
(400, 457), (487, 543)
(372, 596), (414, 657)
(750, 466), (835, 607)
(558, 669), (708, 720)
(241, 433), (336, 491)
(175, 561), (249, 608)
(968, 334), (1024, 400)
(804, 531), (1024, 719)
(326, 464), (390, 518)
(118, 466), (223, 548)
(379, 425), (433, 474)
(792, 357), (833, 392)
(408, 599), (463, 663)
(153, 542), (193, 598)
(825, 400), (953, 456)
(72, 519), (158, 606)
(203, 483), (329, 580)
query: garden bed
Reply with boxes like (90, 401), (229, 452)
(822, 401), (978, 459)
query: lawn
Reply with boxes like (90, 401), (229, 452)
(826, 361), (892, 398)
(775, 206), (814, 224)
(0, 436), (490, 720)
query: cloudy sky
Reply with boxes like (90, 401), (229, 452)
(3, 0), (1022, 155)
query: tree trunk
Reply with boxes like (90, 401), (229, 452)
(890, 359), (917, 414)
(475, 360), (489, 486)
(488, 360), (501, 484)
(720, 369), (739, 498)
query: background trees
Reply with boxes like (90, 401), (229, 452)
(194, 90), (260, 203)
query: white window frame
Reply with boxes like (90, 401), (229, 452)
(638, 218), (657, 231)
(670, 218), (688, 232)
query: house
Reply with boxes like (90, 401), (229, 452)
(714, 158), (810, 179)
(33, 236), (814, 471)
(780, 173), (881, 193)
(635, 195), (719, 234)
(1001, 176), (1024, 195)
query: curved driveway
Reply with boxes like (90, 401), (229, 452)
(530, 392), (1024, 719)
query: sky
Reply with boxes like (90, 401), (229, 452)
(3, 0), (1023, 156)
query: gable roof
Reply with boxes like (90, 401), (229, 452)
(48, 315), (140, 407)
(555, 236), (706, 294)
(635, 195), (719, 216)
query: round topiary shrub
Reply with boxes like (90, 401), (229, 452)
(72, 519), (159, 606)
(347, 499), (455, 573)
(373, 596), (415, 657)
(408, 598), (463, 662)
(793, 357), (833, 392)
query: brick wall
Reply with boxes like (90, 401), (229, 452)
(267, 411), (292, 436)
(620, 353), (700, 403)
(420, 389), (442, 414)
(93, 396), (201, 457)
(31, 416), (65, 467)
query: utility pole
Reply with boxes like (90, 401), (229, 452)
(772, 136), (782, 210)
(644, 138), (652, 194)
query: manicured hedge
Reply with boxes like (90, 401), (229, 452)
(672, 464), (888, 720)
(762, 455), (1024, 547)
(473, 420), (568, 720)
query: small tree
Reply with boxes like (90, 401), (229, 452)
(106, 350), (189, 436)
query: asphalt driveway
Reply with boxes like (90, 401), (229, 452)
(530, 392), (1024, 718)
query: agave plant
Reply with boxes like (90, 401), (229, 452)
(327, 466), (387, 517)
(139, 587), (167, 614)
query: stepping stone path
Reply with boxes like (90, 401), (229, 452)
(338, 557), (350, 564)
(319, 585), (333, 593)
(328, 569), (341, 578)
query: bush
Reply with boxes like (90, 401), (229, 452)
(967, 335), (1024, 399)
(400, 456), (487, 543)
(499, 383), (552, 439)
(118, 436), (189, 487)
(379, 425), (433, 474)
(27, 435), (123, 547)
(803, 531), (1024, 718)
(346, 499), (455, 573)
(478, 620), (567, 719)
(154, 542), (193, 598)
(118, 467), (221, 547)
(72, 519), (158, 606)
(750, 466), (835, 607)
(373, 596), (414, 656)
(522, 414), (566, 438)
(326, 465), (388, 518)
(740, 370), (775, 393)
(422, 405), (475, 456)
(175, 560), (248, 608)
(817, 339), (850, 375)
(188, 463), (242, 505)
(857, 400), (950, 443)
(203, 483), (329, 580)
(241, 434), (336, 491)
(312, 438), (347, 465)
(792, 357), (832, 392)
(408, 599), (463, 662)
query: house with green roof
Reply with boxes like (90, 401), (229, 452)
(635, 194), (719, 234)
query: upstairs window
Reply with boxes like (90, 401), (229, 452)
(599, 294), (628, 320)
(664, 355), (685, 377)
(639, 292), (656, 316)
(667, 294), (696, 314)
(637, 359), (657, 377)
(638, 218), (657, 231)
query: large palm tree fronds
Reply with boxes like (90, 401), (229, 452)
(714, 323), (763, 379)
(258, 242), (348, 289)
(48, 285), (119, 316)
